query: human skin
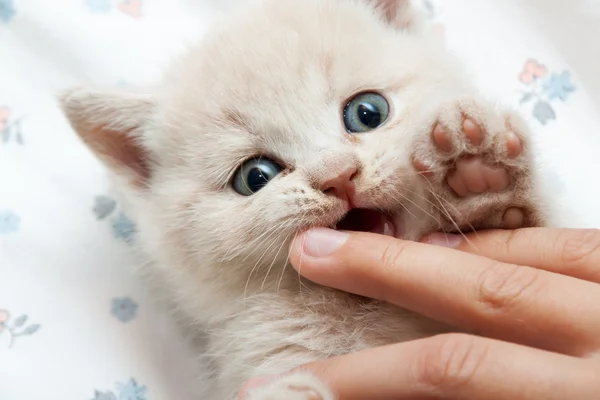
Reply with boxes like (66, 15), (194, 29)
(241, 227), (600, 399)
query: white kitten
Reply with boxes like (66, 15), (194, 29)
(60, 0), (550, 398)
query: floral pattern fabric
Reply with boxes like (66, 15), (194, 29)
(518, 59), (577, 125)
(0, 310), (40, 348)
(0, 0), (15, 23)
(1, 0), (599, 399)
(0, 0), (210, 398)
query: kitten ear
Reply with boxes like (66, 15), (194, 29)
(59, 87), (155, 187)
(365, 0), (420, 31)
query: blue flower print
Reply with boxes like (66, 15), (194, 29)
(0, 310), (41, 348)
(0, 0), (16, 23)
(111, 297), (138, 323)
(91, 391), (117, 400)
(0, 210), (20, 234)
(116, 379), (147, 400)
(0, 107), (25, 145)
(91, 379), (147, 400)
(543, 71), (576, 101)
(112, 212), (137, 243)
(94, 196), (117, 220)
(85, 0), (112, 13)
(532, 101), (556, 125)
(518, 60), (577, 125)
(92, 196), (137, 243)
(84, 0), (143, 18)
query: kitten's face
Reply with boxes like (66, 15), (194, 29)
(148, 0), (469, 267)
(62, 0), (472, 287)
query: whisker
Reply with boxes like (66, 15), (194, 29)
(392, 188), (441, 225)
(276, 231), (296, 294)
(239, 223), (284, 263)
(401, 186), (451, 217)
(262, 232), (290, 291)
(243, 225), (287, 303)
(387, 191), (419, 221)
(423, 183), (479, 251)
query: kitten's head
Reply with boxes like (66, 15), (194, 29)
(61, 0), (470, 293)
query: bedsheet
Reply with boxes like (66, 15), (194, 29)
(1, 1), (599, 399)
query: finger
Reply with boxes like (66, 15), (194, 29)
(290, 229), (600, 356)
(246, 334), (597, 400)
(423, 228), (600, 283)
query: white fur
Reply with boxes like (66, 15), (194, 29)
(60, 1), (551, 398)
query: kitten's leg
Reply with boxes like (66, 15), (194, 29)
(411, 98), (547, 232)
(243, 372), (335, 400)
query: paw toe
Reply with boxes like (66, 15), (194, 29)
(462, 118), (484, 146)
(432, 123), (454, 152)
(503, 207), (525, 229)
(412, 156), (434, 178)
(505, 131), (523, 159)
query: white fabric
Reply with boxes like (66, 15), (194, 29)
(1, 1), (599, 399)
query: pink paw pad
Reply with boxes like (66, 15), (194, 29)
(429, 118), (523, 197)
(411, 104), (536, 230)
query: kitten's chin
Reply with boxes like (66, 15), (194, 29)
(334, 208), (398, 238)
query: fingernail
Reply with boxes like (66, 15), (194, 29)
(240, 375), (280, 399)
(300, 228), (349, 258)
(424, 233), (462, 248)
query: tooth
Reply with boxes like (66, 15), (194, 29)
(383, 221), (395, 237)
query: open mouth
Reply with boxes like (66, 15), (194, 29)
(334, 208), (396, 237)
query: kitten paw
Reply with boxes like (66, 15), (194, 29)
(243, 372), (335, 400)
(433, 118), (519, 197)
(411, 99), (544, 230)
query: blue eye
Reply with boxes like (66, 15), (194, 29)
(343, 92), (390, 133)
(232, 157), (283, 196)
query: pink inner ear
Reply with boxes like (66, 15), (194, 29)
(88, 126), (150, 187)
(374, 0), (399, 20)
(368, 0), (413, 30)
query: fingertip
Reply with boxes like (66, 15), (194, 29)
(290, 228), (350, 264)
(290, 230), (415, 297)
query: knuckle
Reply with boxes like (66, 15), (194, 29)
(477, 261), (542, 315)
(377, 240), (411, 303)
(579, 361), (600, 396)
(499, 228), (526, 254)
(415, 334), (485, 392)
(559, 229), (600, 267)
(378, 240), (410, 273)
(592, 368), (600, 393)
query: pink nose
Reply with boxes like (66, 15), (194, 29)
(319, 166), (358, 204)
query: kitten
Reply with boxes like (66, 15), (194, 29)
(59, 0), (549, 398)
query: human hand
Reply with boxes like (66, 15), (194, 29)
(241, 227), (600, 399)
